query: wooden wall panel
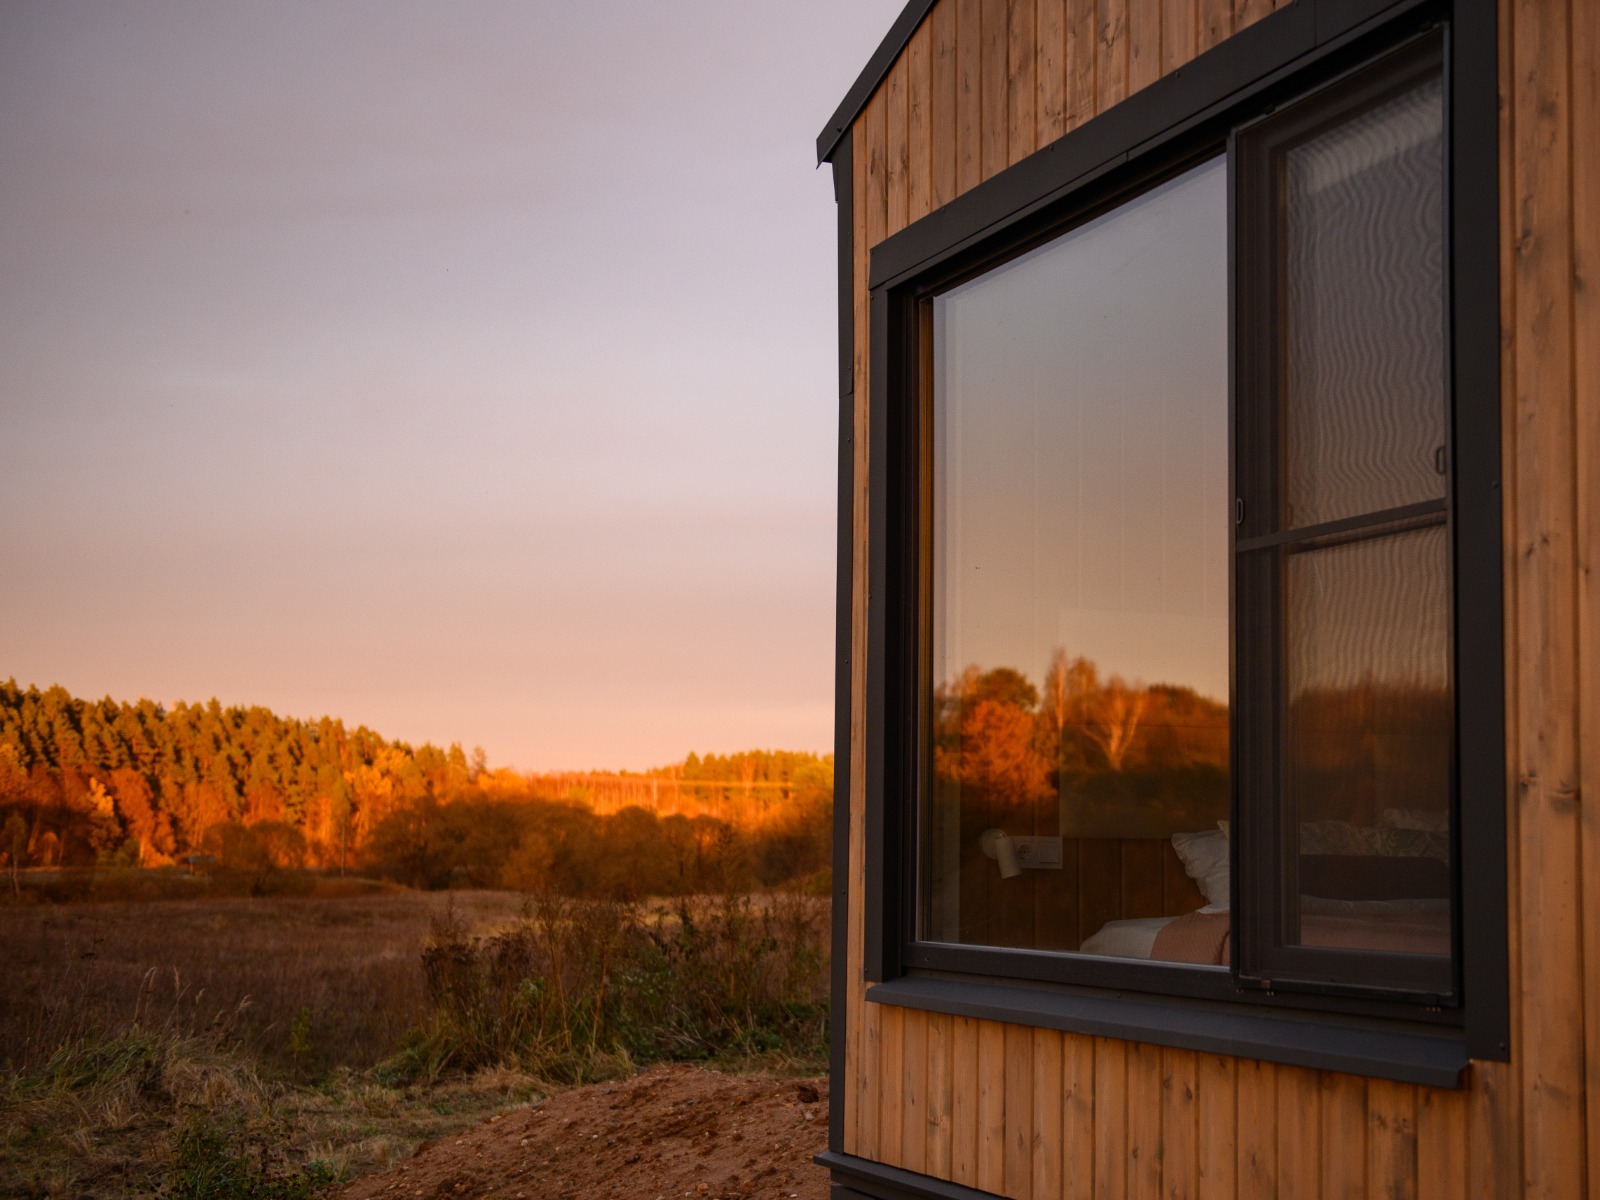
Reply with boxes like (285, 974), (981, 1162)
(1162, 1048), (1199, 1200)
(837, 0), (1597, 1195)
(927, 1013), (956, 1179)
(1062, 1033), (1095, 1200)
(1509, 0), (1587, 1195)
(1005, 1023), (1036, 1198)
(1320, 1072), (1367, 1200)
(1094, 1037), (1130, 1200)
(1195, 1055), (1237, 1200)
(1032, 1030), (1065, 1199)
(1275, 1067), (1320, 1200)
(1575, 0), (1600, 1189)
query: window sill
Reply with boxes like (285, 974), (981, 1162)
(866, 974), (1468, 1088)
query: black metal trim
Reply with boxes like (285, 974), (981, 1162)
(863, 286), (894, 984)
(828, 128), (854, 1154)
(1232, 498), (1448, 553)
(865, 976), (1469, 1088)
(816, 0), (941, 165)
(819, 1151), (1005, 1200)
(1448, 0), (1509, 1062)
(901, 944), (1460, 1024)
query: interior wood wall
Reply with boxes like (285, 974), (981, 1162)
(839, 0), (1598, 1195)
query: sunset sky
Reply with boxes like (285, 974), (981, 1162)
(0, 0), (903, 771)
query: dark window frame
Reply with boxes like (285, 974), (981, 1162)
(1231, 33), (1457, 1003)
(856, 0), (1509, 1078)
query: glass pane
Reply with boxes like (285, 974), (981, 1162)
(923, 158), (1231, 967)
(1285, 525), (1452, 957)
(1283, 74), (1447, 529)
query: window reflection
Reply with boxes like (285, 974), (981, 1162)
(921, 158), (1232, 965)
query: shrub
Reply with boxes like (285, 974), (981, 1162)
(400, 890), (829, 1084)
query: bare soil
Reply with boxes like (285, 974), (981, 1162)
(336, 1065), (829, 1200)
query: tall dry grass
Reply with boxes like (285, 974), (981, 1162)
(0, 887), (830, 1197)
(404, 891), (829, 1084)
(0, 890), (530, 1077)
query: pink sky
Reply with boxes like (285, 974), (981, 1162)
(0, 0), (903, 771)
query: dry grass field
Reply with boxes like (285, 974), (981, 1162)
(0, 886), (829, 1198)
(1, 889), (532, 1077)
(1, 891), (540, 1198)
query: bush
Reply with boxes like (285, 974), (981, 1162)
(400, 890), (829, 1085)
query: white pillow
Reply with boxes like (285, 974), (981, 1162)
(1171, 829), (1230, 907)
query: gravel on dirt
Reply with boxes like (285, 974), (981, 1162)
(335, 1065), (830, 1200)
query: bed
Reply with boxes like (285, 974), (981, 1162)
(1078, 821), (1452, 965)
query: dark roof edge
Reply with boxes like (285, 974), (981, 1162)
(816, 0), (940, 164)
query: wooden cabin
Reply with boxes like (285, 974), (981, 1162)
(815, 0), (1594, 1197)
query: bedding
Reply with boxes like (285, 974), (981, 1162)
(1076, 825), (1451, 964)
(1079, 898), (1450, 964)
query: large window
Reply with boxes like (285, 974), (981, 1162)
(864, 14), (1504, 1052)
(921, 158), (1232, 966)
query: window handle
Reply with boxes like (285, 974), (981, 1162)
(1434, 445), (1448, 475)
(1236, 497), (1246, 526)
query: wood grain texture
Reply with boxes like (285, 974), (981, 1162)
(930, 0), (959, 209)
(1006, 0), (1037, 163)
(1096, 0), (1128, 111)
(879, 1004), (906, 1167)
(1004, 1024), (1035, 1199)
(885, 58), (910, 237)
(1195, 1055), (1236, 1200)
(956, 0), (984, 194)
(1129, 0), (1162, 94)
(906, 22), (935, 224)
(1274, 1067), (1319, 1200)
(1127, 1042), (1164, 1199)
(1575, 0), (1600, 1186)
(1367, 1080), (1419, 1200)
(1065, 0), (1097, 131)
(1162, 0), (1196, 76)
(901, 1008), (929, 1174)
(926, 1012), (955, 1181)
(1231, 0), (1272, 33)
(978, 1022), (1008, 1194)
(1031, 1029), (1064, 1200)
(1161, 1049), (1198, 1200)
(1094, 1037), (1130, 1200)
(1234, 1059), (1276, 1200)
(981, 0), (1010, 180)
(1415, 1085), (1468, 1200)
(952, 1016), (982, 1189)
(1511, 0), (1587, 1196)
(1062, 1033), (1096, 1200)
(1320, 1070), (1367, 1200)
(1197, 0), (1232, 53)
(1037, 0), (1067, 144)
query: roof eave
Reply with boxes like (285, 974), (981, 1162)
(816, 0), (941, 164)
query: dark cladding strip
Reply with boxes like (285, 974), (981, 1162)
(866, 976), (1469, 1088)
(827, 129), (855, 1154)
(817, 1151), (1005, 1200)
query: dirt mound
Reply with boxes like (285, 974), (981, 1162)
(336, 1065), (829, 1200)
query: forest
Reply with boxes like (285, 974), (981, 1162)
(0, 680), (831, 896)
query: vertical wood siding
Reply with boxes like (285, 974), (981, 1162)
(839, 0), (1597, 1194)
